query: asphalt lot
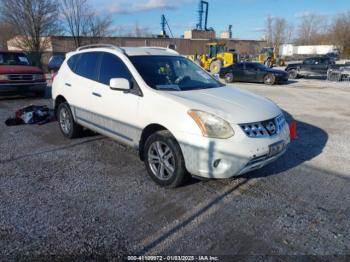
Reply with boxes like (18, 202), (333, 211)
(0, 78), (350, 260)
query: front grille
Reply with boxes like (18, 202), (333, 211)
(240, 114), (286, 138)
(8, 74), (34, 81)
(246, 154), (268, 166)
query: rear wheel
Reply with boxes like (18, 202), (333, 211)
(263, 74), (276, 85)
(224, 72), (234, 83)
(288, 69), (298, 79)
(144, 130), (187, 188)
(57, 102), (83, 139)
(209, 60), (222, 74)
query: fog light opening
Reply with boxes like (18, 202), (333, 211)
(213, 159), (221, 168)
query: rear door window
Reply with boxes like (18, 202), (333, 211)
(98, 53), (132, 86)
(75, 52), (100, 81)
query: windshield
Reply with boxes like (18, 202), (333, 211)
(129, 55), (224, 91)
(0, 52), (30, 66)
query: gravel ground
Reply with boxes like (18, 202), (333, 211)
(0, 78), (349, 260)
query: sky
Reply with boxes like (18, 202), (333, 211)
(90, 0), (350, 40)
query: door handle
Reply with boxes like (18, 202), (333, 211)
(65, 83), (71, 87)
(92, 92), (102, 97)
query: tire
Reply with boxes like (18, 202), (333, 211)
(288, 69), (298, 79)
(144, 130), (188, 188)
(57, 102), (83, 139)
(328, 72), (342, 82)
(263, 74), (276, 85)
(209, 60), (222, 74)
(224, 72), (234, 83)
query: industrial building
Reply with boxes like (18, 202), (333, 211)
(7, 36), (266, 70)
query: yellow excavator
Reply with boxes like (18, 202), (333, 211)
(258, 47), (285, 68)
(189, 42), (239, 73)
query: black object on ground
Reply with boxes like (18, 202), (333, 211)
(5, 105), (55, 126)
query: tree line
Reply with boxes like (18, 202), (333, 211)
(0, 0), (113, 52)
(265, 12), (350, 57)
(1, 0), (350, 59)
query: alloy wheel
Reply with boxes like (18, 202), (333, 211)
(147, 141), (175, 180)
(59, 107), (72, 134)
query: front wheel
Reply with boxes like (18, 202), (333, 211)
(263, 74), (276, 85)
(288, 69), (298, 79)
(57, 102), (83, 139)
(328, 72), (342, 82)
(224, 72), (234, 83)
(144, 130), (188, 188)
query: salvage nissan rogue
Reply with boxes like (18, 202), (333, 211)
(52, 44), (290, 188)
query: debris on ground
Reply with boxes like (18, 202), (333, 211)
(5, 105), (55, 126)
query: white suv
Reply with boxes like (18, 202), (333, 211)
(52, 44), (290, 188)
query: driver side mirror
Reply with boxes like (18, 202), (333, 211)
(110, 78), (131, 91)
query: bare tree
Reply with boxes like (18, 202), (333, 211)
(0, 21), (16, 49)
(86, 15), (112, 38)
(60, 0), (112, 48)
(265, 15), (273, 46)
(0, 0), (60, 54)
(285, 23), (294, 44)
(265, 16), (292, 51)
(272, 17), (287, 53)
(296, 13), (326, 45)
(131, 23), (152, 37)
(330, 11), (350, 56)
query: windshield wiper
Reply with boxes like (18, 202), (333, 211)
(155, 84), (181, 91)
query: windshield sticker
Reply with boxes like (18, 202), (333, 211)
(18, 56), (29, 64)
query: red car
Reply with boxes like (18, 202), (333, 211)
(0, 51), (47, 96)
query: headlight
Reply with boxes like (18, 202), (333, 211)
(0, 75), (8, 80)
(188, 110), (234, 139)
(34, 74), (45, 80)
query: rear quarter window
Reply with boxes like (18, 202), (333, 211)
(67, 54), (79, 71)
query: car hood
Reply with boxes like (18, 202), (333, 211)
(0, 65), (43, 74)
(286, 63), (302, 68)
(163, 86), (282, 124)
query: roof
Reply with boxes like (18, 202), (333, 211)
(75, 44), (179, 56)
(123, 47), (179, 56)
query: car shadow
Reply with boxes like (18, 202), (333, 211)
(302, 76), (327, 80)
(242, 110), (328, 179)
(283, 80), (298, 85)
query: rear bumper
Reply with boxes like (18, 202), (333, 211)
(0, 82), (47, 93)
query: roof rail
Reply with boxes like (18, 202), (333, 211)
(140, 46), (179, 55)
(76, 44), (125, 53)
